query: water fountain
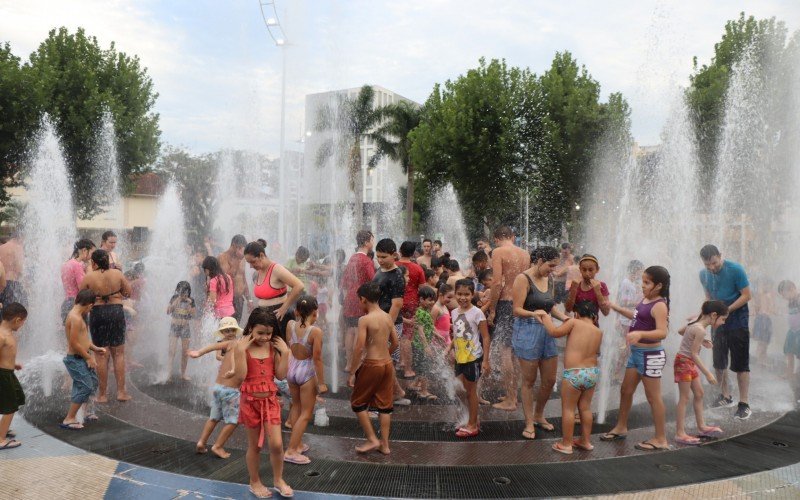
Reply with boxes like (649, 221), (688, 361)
(428, 183), (471, 262)
(93, 110), (127, 264)
(19, 118), (77, 395)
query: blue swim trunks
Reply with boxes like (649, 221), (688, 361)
(209, 384), (241, 425)
(627, 345), (666, 378)
(63, 354), (98, 404)
(563, 367), (600, 391)
(511, 317), (558, 361)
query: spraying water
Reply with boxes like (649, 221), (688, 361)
(93, 110), (127, 263)
(19, 118), (77, 371)
(428, 184), (470, 261)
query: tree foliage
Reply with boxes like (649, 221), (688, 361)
(687, 13), (788, 188)
(20, 27), (160, 217)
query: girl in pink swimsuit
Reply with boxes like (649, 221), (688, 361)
(283, 295), (327, 465)
(432, 283), (455, 346)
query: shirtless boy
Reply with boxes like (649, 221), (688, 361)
(189, 317), (243, 459)
(63, 290), (106, 430)
(487, 226), (530, 410)
(0, 303), (28, 450)
(417, 239), (433, 269)
(535, 301), (603, 454)
(349, 282), (398, 455)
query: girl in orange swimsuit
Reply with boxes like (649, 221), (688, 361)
(232, 307), (293, 499)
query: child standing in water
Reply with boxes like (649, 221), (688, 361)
(188, 317), (243, 459)
(674, 301), (726, 445)
(603, 266), (671, 451)
(232, 308), (292, 498)
(167, 281), (196, 381)
(535, 301), (602, 454)
(778, 280), (800, 379)
(448, 279), (490, 438)
(62, 290), (104, 429)
(284, 295), (326, 465)
(565, 254), (611, 321)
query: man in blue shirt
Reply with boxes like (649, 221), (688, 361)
(699, 244), (752, 420)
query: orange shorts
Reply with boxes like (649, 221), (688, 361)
(351, 358), (395, 413)
(239, 392), (282, 428)
(674, 353), (699, 383)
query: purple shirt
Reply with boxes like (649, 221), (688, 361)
(629, 298), (667, 344)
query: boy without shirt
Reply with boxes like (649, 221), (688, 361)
(63, 290), (106, 430)
(0, 303), (28, 450)
(349, 282), (398, 455)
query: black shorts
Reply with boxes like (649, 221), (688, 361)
(232, 295), (244, 323)
(493, 300), (514, 348)
(90, 304), (126, 348)
(455, 357), (483, 383)
(344, 316), (360, 328)
(262, 303), (293, 340)
(712, 327), (749, 373)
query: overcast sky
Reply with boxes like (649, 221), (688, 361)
(2, 0), (798, 157)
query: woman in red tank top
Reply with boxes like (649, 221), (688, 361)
(233, 307), (293, 498)
(244, 242), (305, 338)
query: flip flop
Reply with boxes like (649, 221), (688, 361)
(300, 443), (310, 454)
(0, 439), (21, 450)
(534, 421), (555, 431)
(248, 486), (272, 498)
(635, 440), (670, 451)
(283, 454), (310, 465)
(698, 426), (723, 438)
(572, 440), (594, 451)
(59, 422), (84, 431)
(272, 484), (294, 498)
(552, 442), (573, 455)
(675, 436), (702, 446)
(455, 427), (480, 438)
(600, 432), (627, 442)
(521, 429), (536, 440)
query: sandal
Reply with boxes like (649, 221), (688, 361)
(675, 436), (702, 446)
(300, 443), (310, 454)
(552, 442), (573, 455)
(59, 422), (84, 431)
(248, 486), (272, 498)
(455, 426), (479, 438)
(283, 453), (311, 465)
(572, 440), (594, 451)
(635, 440), (670, 451)
(0, 439), (21, 450)
(521, 429), (536, 440)
(698, 426), (723, 438)
(272, 484), (294, 498)
(600, 432), (627, 441)
(534, 421), (555, 432)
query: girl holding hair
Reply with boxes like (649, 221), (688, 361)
(202, 256), (234, 319)
(674, 301), (725, 445)
(233, 307), (293, 498)
(283, 295), (327, 465)
(511, 246), (569, 439)
(602, 266), (671, 451)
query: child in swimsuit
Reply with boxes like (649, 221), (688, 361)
(605, 266), (671, 452)
(432, 283), (454, 347)
(674, 301), (726, 445)
(231, 308), (293, 498)
(188, 317), (243, 459)
(284, 295), (327, 465)
(167, 281), (196, 381)
(535, 301), (603, 454)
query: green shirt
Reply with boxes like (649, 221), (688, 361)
(414, 308), (434, 350)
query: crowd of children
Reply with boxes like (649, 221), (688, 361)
(2, 227), (791, 497)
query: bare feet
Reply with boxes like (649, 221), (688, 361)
(211, 445), (230, 459)
(248, 482), (272, 498)
(492, 400), (517, 411)
(379, 444), (391, 455)
(116, 392), (132, 402)
(355, 439), (382, 454)
(196, 442), (208, 454)
(95, 395), (108, 404)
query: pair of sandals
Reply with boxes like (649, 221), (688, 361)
(0, 432), (20, 451)
(675, 425), (724, 446)
(283, 444), (310, 464)
(600, 432), (670, 451)
(248, 484), (294, 498)
(522, 421), (555, 440)
(455, 426), (479, 438)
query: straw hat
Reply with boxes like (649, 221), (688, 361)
(213, 316), (243, 338)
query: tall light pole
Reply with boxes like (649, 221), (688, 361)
(259, 1), (289, 248)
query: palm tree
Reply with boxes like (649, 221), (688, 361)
(368, 101), (421, 237)
(313, 85), (383, 232)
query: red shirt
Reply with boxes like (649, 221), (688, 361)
(342, 252), (376, 318)
(397, 260), (425, 313)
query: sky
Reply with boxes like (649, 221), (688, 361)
(1, 0), (798, 157)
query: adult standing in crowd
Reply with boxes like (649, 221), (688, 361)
(417, 239), (433, 269)
(100, 231), (122, 271)
(487, 226), (530, 411)
(244, 241), (304, 338)
(699, 244), (752, 420)
(218, 234), (251, 322)
(61, 239), (95, 322)
(80, 249), (132, 402)
(341, 230), (376, 372)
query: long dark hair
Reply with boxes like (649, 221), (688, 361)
(243, 307), (282, 343)
(688, 300), (728, 325)
(72, 239), (95, 259)
(202, 256), (231, 295)
(644, 265), (670, 309)
(531, 246), (559, 264)
(91, 249), (110, 271)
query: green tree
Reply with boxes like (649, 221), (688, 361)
(155, 146), (217, 248)
(410, 59), (537, 239)
(0, 43), (40, 205)
(687, 13), (788, 188)
(313, 85), (383, 231)
(369, 100), (421, 237)
(27, 27), (160, 217)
